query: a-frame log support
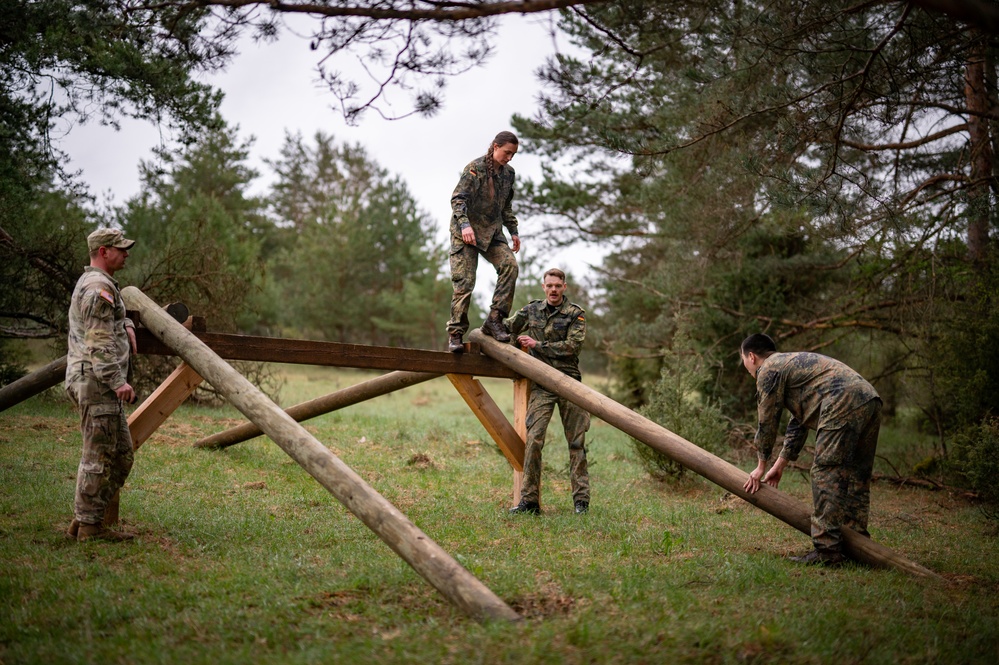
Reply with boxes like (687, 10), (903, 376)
(123, 286), (520, 623)
(104, 362), (204, 526)
(195, 370), (440, 450)
(470, 329), (940, 580)
(446, 374), (525, 470)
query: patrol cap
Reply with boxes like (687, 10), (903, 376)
(87, 228), (136, 252)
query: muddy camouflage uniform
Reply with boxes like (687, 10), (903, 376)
(754, 352), (882, 554)
(447, 156), (520, 336)
(65, 266), (135, 526)
(506, 298), (590, 505)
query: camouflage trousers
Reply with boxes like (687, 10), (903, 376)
(520, 384), (591, 505)
(447, 239), (518, 335)
(73, 400), (134, 525)
(810, 398), (882, 554)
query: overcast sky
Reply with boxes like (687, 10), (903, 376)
(59, 13), (607, 300)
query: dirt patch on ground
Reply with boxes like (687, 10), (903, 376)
(508, 572), (581, 619)
(406, 453), (436, 470)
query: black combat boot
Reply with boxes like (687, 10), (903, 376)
(448, 332), (464, 353)
(481, 310), (511, 342)
(574, 501), (589, 514)
(788, 548), (846, 566)
(508, 500), (540, 515)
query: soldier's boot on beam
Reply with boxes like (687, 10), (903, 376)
(481, 310), (511, 343)
(449, 332), (465, 353)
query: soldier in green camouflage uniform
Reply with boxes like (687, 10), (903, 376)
(505, 269), (591, 515)
(65, 228), (139, 542)
(447, 131), (521, 352)
(740, 333), (882, 565)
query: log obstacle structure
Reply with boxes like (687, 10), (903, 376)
(469, 329), (940, 580)
(122, 286), (520, 623)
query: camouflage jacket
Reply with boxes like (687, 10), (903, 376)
(65, 267), (133, 405)
(450, 156), (519, 252)
(753, 352), (881, 462)
(506, 298), (586, 380)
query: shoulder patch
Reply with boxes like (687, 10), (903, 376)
(99, 289), (115, 305)
(469, 168), (477, 176)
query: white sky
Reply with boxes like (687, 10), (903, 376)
(59, 13), (608, 301)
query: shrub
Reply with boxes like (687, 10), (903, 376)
(950, 417), (999, 522)
(632, 329), (730, 482)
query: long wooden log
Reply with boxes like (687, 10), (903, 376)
(469, 330), (940, 579)
(0, 356), (67, 412)
(122, 287), (520, 623)
(195, 370), (440, 450)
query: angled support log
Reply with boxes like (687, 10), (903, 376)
(0, 356), (67, 412)
(469, 330), (940, 580)
(447, 374), (525, 472)
(104, 362), (204, 527)
(122, 286), (520, 623)
(195, 370), (440, 450)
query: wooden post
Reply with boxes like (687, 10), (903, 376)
(105, 362), (204, 527)
(446, 374), (525, 471)
(469, 330), (940, 579)
(0, 356), (67, 412)
(512, 376), (530, 506)
(195, 371), (440, 450)
(122, 286), (520, 623)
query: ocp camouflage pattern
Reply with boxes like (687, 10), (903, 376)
(65, 267), (133, 405)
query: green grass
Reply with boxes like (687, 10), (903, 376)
(1, 366), (997, 664)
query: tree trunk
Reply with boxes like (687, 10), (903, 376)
(965, 37), (993, 263)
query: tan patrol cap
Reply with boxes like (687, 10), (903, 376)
(87, 227), (136, 252)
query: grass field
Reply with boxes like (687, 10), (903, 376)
(1, 365), (997, 664)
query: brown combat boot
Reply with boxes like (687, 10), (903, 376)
(480, 310), (511, 343)
(66, 518), (80, 540)
(77, 523), (136, 543)
(448, 332), (465, 353)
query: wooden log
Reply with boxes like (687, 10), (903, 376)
(133, 329), (518, 378)
(469, 330), (940, 580)
(195, 370), (440, 450)
(122, 287), (520, 623)
(0, 356), (67, 412)
(106, 362), (205, 527)
(446, 374), (525, 471)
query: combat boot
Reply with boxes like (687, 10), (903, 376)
(481, 310), (511, 343)
(448, 332), (465, 353)
(77, 523), (136, 543)
(66, 518), (80, 539)
(508, 500), (540, 515)
(788, 548), (845, 567)
(574, 501), (589, 514)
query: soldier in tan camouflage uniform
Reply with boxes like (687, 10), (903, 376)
(505, 269), (591, 515)
(446, 131), (521, 353)
(65, 228), (139, 542)
(740, 333), (882, 565)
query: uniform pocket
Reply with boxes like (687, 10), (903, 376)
(78, 459), (106, 496)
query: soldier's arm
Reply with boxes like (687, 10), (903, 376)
(753, 366), (785, 462)
(505, 306), (530, 337)
(779, 417), (808, 461)
(82, 290), (127, 391)
(500, 170), (519, 237)
(450, 165), (481, 231)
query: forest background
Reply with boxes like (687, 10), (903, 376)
(2, 0), (998, 512)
